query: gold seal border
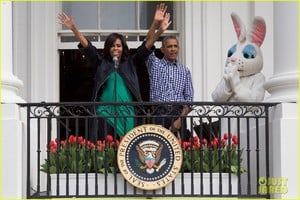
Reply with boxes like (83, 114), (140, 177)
(117, 124), (183, 190)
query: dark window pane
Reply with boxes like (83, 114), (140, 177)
(62, 2), (98, 30)
(139, 1), (174, 30)
(100, 2), (136, 29)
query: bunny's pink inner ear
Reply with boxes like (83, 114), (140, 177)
(231, 12), (246, 43)
(232, 19), (242, 38)
(250, 18), (266, 47)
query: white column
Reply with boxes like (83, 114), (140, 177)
(1, 2), (26, 199)
(269, 103), (298, 199)
(263, 3), (298, 102)
(266, 3), (299, 199)
(1, 2), (25, 103)
(2, 104), (26, 198)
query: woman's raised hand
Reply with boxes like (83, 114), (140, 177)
(58, 12), (75, 29)
(57, 12), (88, 48)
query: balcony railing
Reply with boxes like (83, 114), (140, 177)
(19, 101), (277, 198)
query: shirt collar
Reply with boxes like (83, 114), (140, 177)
(162, 57), (178, 66)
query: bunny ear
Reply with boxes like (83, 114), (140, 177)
(248, 16), (266, 47)
(231, 12), (246, 43)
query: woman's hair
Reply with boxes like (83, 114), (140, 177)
(103, 33), (130, 62)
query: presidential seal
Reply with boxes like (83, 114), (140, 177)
(117, 124), (183, 190)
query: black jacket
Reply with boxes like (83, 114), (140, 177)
(78, 41), (153, 102)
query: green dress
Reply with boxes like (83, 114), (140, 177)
(97, 72), (134, 136)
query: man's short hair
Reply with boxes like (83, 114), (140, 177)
(162, 36), (179, 47)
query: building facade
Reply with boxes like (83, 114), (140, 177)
(1, 1), (298, 199)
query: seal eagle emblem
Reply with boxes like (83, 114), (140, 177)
(136, 140), (167, 174)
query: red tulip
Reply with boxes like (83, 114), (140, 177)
(106, 135), (113, 143)
(232, 135), (238, 144)
(223, 133), (229, 140)
(68, 135), (76, 144)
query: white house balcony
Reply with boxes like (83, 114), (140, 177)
(19, 101), (278, 198)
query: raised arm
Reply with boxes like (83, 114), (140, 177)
(145, 3), (172, 50)
(58, 12), (89, 48)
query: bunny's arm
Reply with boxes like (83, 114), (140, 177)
(231, 73), (266, 102)
(211, 79), (234, 102)
(212, 73), (266, 102)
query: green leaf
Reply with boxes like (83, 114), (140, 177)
(49, 166), (57, 174)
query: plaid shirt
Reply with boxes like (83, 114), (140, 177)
(147, 52), (194, 102)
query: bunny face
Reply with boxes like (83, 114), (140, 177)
(226, 42), (263, 77)
(226, 12), (266, 77)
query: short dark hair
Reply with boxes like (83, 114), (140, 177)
(162, 35), (179, 47)
(103, 33), (130, 61)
